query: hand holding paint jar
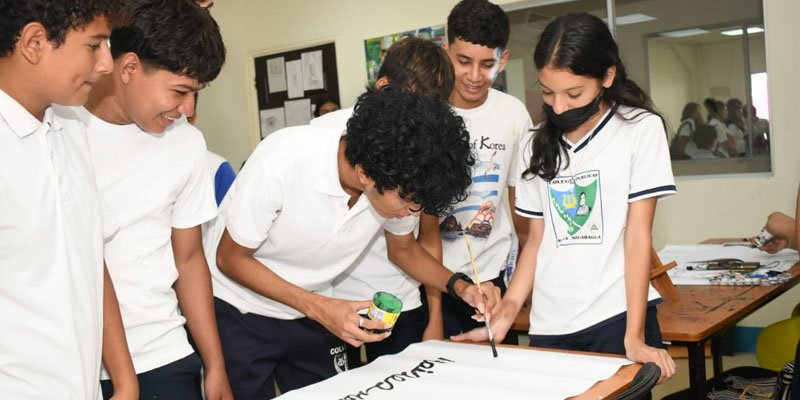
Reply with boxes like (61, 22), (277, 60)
(366, 292), (402, 333)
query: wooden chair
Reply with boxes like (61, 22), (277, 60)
(650, 247), (680, 302)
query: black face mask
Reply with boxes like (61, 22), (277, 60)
(543, 94), (603, 133)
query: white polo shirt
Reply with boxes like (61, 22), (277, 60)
(313, 108), (424, 310)
(205, 125), (418, 319)
(515, 106), (676, 335)
(0, 90), (110, 400)
(74, 107), (217, 375)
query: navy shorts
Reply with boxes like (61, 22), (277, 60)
(345, 303), (428, 368)
(214, 297), (347, 399)
(101, 352), (202, 400)
(528, 303), (664, 355)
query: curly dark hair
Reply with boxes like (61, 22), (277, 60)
(111, 0), (225, 84)
(345, 88), (475, 215)
(377, 36), (454, 100)
(447, 0), (509, 49)
(0, 0), (120, 57)
(526, 12), (664, 181)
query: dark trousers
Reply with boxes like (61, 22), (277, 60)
(101, 352), (202, 400)
(438, 272), (507, 337)
(528, 304), (664, 354)
(345, 304), (428, 369)
(214, 297), (347, 399)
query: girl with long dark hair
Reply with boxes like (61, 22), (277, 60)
(453, 12), (676, 383)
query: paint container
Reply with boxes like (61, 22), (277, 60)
(367, 291), (402, 333)
(751, 229), (774, 248)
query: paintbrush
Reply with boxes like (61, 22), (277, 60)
(464, 237), (498, 358)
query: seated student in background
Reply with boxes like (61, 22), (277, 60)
(726, 98), (746, 157)
(705, 98), (736, 158)
(428, 0), (533, 341)
(188, 92), (236, 206)
(0, 1), (138, 398)
(313, 95), (340, 118)
(205, 88), (500, 399)
(70, 1), (232, 398)
(453, 12), (677, 384)
(314, 35), (455, 368)
(688, 123), (719, 160)
(670, 102), (702, 159)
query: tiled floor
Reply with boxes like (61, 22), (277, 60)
(653, 352), (759, 399)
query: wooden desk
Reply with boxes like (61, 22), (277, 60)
(511, 241), (800, 398)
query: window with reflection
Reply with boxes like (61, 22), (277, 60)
(505, 0), (767, 177)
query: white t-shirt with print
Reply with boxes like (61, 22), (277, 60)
(77, 107), (218, 376)
(1, 92), (112, 399)
(205, 125), (418, 320)
(441, 89), (533, 281)
(514, 106), (676, 335)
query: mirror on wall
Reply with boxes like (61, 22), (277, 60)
(505, 0), (768, 177)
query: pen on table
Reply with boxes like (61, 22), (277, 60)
(464, 237), (498, 358)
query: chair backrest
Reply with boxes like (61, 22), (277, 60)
(613, 362), (661, 400)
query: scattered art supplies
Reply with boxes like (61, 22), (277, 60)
(658, 244), (798, 286)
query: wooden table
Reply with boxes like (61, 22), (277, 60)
(511, 241), (800, 398)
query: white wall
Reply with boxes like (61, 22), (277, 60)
(199, 0), (800, 326)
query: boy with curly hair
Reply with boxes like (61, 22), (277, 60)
(0, 0), (137, 398)
(63, 0), (231, 398)
(205, 88), (500, 399)
(314, 36), (457, 367)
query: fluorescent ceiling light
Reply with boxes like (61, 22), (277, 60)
(720, 27), (764, 36)
(603, 13), (656, 26)
(660, 28), (710, 38)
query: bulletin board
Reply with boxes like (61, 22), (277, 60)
(253, 42), (339, 139)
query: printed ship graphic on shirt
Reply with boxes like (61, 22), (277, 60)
(440, 153), (500, 241)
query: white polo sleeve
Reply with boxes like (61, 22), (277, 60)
(172, 131), (217, 228)
(507, 114), (534, 188)
(628, 114), (677, 203)
(513, 131), (544, 219)
(383, 214), (419, 236)
(224, 155), (283, 250)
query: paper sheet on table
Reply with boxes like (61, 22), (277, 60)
(279, 340), (631, 400)
(659, 244), (798, 285)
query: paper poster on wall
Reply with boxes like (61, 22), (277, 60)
(266, 57), (287, 93)
(259, 108), (286, 139)
(364, 25), (445, 87)
(284, 98), (311, 127)
(285, 59), (304, 99)
(301, 50), (324, 91)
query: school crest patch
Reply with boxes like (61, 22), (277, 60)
(547, 170), (603, 245)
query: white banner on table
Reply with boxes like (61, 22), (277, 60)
(279, 340), (631, 400)
(659, 244), (798, 285)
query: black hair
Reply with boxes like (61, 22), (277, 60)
(313, 95), (339, 117)
(692, 123), (717, 150)
(0, 0), (120, 57)
(345, 88), (475, 215)
(110, 0), (225, 84)
(377, 36), (454, 100)
(447, 0), (509, 49)
(703, 98), (723, 122)
(681, 102), (700, 121)
(525, 12), (664, 181)
(725, 98), (743, 130)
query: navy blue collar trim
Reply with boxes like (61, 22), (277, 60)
(559, 110), (615, 153)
